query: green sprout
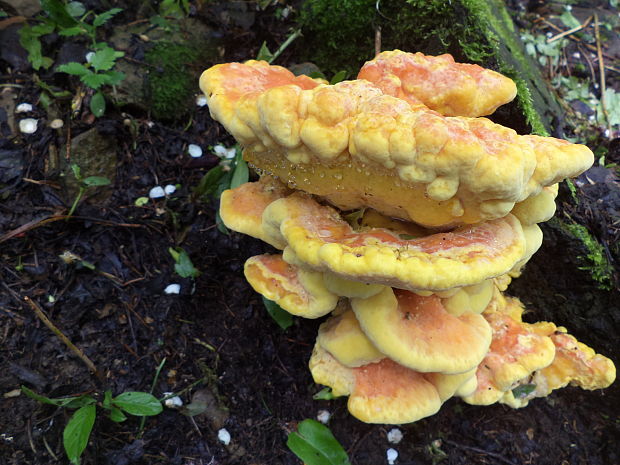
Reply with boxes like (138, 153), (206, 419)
(22, 386), (162, 465)
(169, 247), (201, 279)
(287, 419), (351, 465)
(66, 164), (111, 220)
(19, 0), (125, 116)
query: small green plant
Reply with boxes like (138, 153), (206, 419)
(313, 387), (336, 400)
(19, 1), (124, 116)
(262, 297), (294, 330)
(192, 144), (249, 233)
(287, 419), (351, 465)
(169, 247), (201, 278)
(66, 164), (111, 219)
(21, 386), (162, 465)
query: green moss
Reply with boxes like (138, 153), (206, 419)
(562, 221), (613, 290)
(297, 0), (376, 76)
(145, 41), (200, 120)
(296, 0), (562, 134)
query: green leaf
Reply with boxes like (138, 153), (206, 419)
(71, 164), (81, 180)
(169, 247), (201, 279)
(193, 165), (226, 199)
(102, 390), (112, 410)
(89, 91), (106, 118)
(93, 8), (123, 27)
(18, 24), (54, 70)
(57, 62), (89, 76)
(134, 196), (149, 206)
(559, 10), (581, 29)
(82, 176), (111, 187)
(215, 210), (229, 235)
(80, 72), (109, 90)
(330, 70), (348, 85)
(66, 2), (86, 18)
(313, 388), (336, 400)
(63, 403), (96, 465)
(90, 47), (120, 72)
(100, 70), (125, 86)
(21, 386), (94, 408)
(230, 158), (249, 189)
(512, 383), (536, 398)
(256, 41), (274, 62)
(59, 26), (86, 37)
(286, 419), (350, 465)
(262, 297), (293, 330)
(109, 407), (127, 422)
(112, 392), (163, 416)
(41, 0), (78, 28)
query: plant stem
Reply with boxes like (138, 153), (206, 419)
(137, 357), (167, 438)
(67, 187), (85, 220)
(268, 29), (302, 64)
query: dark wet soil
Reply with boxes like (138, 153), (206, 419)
(1, 2), (619, 465)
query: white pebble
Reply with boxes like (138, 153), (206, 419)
(85, 51), (95, 63)
(19, 118), (38, 134)
(387, 428), (403, 444)
(50, 119), (64, 129)
(163, 393), (183, 408)
(16, 103), (33, 113)
(387, 448), (398, 465)
(164, 184), (176, 195)
(316, 410), (331, 424)
(213, 144), (236, 159)
(218, 428), (231, 445)
(164, 284), (181, 294)
(188, 144), (203, 158)
(149, 186), (165, 198)
(196, 95), (208, 107)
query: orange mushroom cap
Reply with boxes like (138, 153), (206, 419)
(352, 288), (492, 374)
(244, 254), (338, 318)
(260, 192), (526, 292)
(358, 50), (517, 117)
(201, 58), (593, 228)
(309, 344), (442, 424)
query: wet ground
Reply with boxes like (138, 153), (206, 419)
(1, 2), (619, 465)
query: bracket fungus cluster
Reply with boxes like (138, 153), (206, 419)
(200, 50), (616, 424)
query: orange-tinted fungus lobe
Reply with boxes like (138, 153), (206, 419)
(209, 61), (320, 103)
(353, 358), (428, 398)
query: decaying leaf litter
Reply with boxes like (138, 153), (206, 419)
(1, 1), (619, 464)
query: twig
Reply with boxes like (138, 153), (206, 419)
(594, 14), (611, 135)
(546, 16), (592, 43)
(24, 297), (104, 382)
(443, 439), (517, 465)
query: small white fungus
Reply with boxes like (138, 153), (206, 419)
(19, 118), (38, 134)
(213, 144), (236, 159)
(196, 95), (208, 107)
(188, 144), (203, 158)
(149, 186), (166, 198)
(387, 428), (403, 444)
(218, 428), (231, 445)
(164, 184), (176, 195)
(50, 119), (64, 129)
(16, 103), (33, 113)
(387, 448), (398, 465)
(85, 51), (95, 63)
(163, 393), (183, 408)
(316, 410), (331, 424)
(164, 284), (181, 295)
